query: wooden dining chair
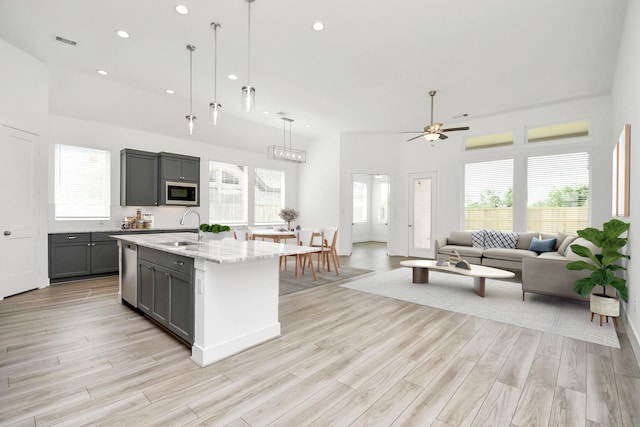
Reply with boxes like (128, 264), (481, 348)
(314, 226), (339, 275)
(234, 228), (249, 241)
(295, 229), (317, 280)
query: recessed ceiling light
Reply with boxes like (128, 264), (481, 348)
(305, 124), (312, 128)
(228, 74), (238, 80)
(97, 69), (108, 76)
(116, 30), (130, 39)
(312, 22), (324, 31)
(165, 89), (175, 94)
(175, 4), (189, 15)
(263, 111), (270, 115)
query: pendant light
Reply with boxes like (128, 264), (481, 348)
(209, 22), (222, 125)
(241, 0), (256, 112)
(185, 44), (196, 135)
(268, 117), (306, 163)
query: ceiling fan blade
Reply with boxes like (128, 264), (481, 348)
(400, 131), (426, 134)
(406, 134), (425, 142)
(439, 133), (449, 140)
(441, 126), (470, 132)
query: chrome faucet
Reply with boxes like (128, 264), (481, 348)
(179, 209), (203, 241)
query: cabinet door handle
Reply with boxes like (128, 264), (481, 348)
(173, 261), (185, 266)
(67, 236), (78, 240)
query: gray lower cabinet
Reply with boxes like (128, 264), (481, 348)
(137, 246), (194, 344)
(49, 229), (197, 281)
(49, 233), (92, 279)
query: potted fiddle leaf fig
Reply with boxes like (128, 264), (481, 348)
(566, 219), (630, 322)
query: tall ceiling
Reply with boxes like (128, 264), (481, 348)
(0, 0), (628, 152)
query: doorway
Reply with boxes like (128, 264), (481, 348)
(409, 172), (437, 258)
(351, 174), (390, 252)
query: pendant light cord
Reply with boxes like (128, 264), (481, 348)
(189, 46), (194, 114)
(212, 24), (219, 101)
(247, 0), (252, 84)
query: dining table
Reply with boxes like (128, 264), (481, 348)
(249, 229), (298, 243)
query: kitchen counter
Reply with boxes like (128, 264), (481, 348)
(111, 232), (317, 263)
(112, 232), (319, 367)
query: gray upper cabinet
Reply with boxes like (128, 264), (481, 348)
(159, 152), (199, 183)
(120, 149), (158, 206)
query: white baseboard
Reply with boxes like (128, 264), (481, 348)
(622, 305), (640, 368)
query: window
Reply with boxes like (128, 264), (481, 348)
(527, 152), (589, 233)
(254, 168), (285, 224)
(464, 159), (513, 230)
(208, 161), (248, 224)
(465, 131), (514, 151)
(527, 120), (589, 143)
(377, 181), (390, 222)
(352, 181), (368, 223)
(54, 144), (110, 220)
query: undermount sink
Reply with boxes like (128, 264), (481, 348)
(158, 240), (201, 247)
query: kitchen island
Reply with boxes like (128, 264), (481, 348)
(112, 232), (317, 367)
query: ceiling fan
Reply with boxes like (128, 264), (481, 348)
(402, 90), (470, 144)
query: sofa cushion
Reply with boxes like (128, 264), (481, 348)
(482, 248), (538, 262)
(484, 230), (518, 249)
(557, 233), (578, 255)
(516, 232), (538, 250)
(529, 237), (557, 253)
(437, 244), (484, 259)
(536, 252), (567, 261)
(566, 237), (599, 260)
(471, 230), (485, 248)
(448, 231), (473, 246)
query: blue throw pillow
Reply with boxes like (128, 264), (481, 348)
(529, 237), (556, 253)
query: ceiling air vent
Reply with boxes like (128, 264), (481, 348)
(54, 36), (77, 46)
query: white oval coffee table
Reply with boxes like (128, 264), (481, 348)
(400, 260), (515, 297)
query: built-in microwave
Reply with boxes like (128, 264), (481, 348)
(165, 181), (198, 205)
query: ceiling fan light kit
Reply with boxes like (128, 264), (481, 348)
(403, 90), (470, 145)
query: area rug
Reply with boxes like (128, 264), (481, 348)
(279, 265), (373, 296)
(340, 268), (620, 348)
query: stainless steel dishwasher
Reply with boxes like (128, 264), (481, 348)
(121, 242), (138, 306)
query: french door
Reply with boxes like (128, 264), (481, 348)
(409, 172), (437, 258)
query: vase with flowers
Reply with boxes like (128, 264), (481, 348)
(279, 208), (299, 231)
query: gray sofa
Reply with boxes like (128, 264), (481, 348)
(435, 230), (594, 302)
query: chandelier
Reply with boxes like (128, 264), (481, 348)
(268, 117), (306, 163)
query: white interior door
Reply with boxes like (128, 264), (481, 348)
(0, 125), (39, 299)
(409, 172), (436, 258)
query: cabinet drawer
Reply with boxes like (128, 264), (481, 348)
(166, 253), (193, 275)
(50, 233), (91, 244)
(91, 232), (116, 242)
(138, 246), (168, 265)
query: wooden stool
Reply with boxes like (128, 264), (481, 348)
(591, 311), (619, 328)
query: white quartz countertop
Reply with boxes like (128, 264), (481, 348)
(111, 232), (319, 264)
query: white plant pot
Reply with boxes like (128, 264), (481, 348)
(202, 231), (233, 241)
(590, 293), (620, 317)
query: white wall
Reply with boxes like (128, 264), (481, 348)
(297, 133), (340, 231)
(0, 39), (49, 288)
(611, 0), (640, 361)
(336, 95), (614, 257)
(48, 114), (300, 233)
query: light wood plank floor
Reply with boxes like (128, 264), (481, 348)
(1, 242), (639, 426)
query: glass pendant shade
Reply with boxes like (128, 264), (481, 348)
(209, 102), (221, 125)
(424, 133), (440, 142)
(242, 85), (255, 112)
(186, 114), (196, 135)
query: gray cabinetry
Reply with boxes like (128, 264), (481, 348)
(120, 149), (158, 206)
(159, 152), (199, 182)
(137, 246), (194, 344)
(49, 233), (91, 279)
(90, 232), (119, 274)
